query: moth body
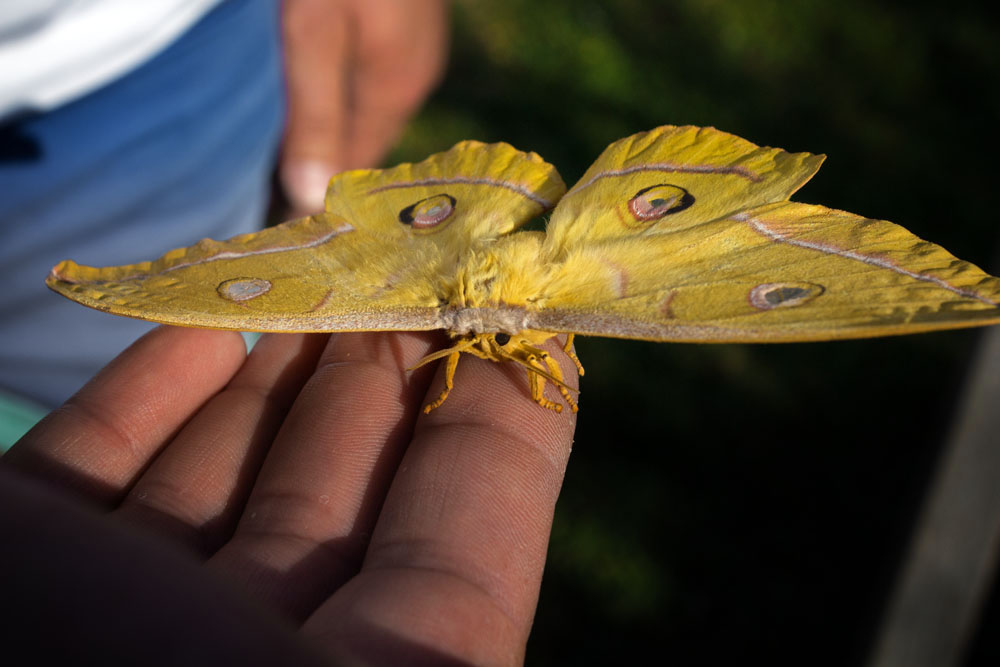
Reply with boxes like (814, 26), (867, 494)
(439, 305), (531, 335)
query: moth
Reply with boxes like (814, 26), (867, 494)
(47, 126), (1000, 413)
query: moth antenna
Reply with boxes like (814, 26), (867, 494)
(408, 339), (477, 371)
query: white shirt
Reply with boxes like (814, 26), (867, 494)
(0, 0), (222, 119)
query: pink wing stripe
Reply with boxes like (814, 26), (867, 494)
(57, 223), (355, 284)
(567, 162), (761, 197)
(367, 177), (555, 209)
(734, 212), (997, 306)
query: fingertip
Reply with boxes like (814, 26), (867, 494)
(104, 326), (247, 390)
(4, 327), (249, 503)
(279, 159), (338, 216)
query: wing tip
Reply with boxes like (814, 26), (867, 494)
(47, 259), (82, 286)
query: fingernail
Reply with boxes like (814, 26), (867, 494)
(280, 160), (339, 215)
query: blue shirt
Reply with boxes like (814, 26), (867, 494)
(0, 0), (284, 406)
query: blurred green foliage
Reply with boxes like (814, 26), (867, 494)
(391, 1), (1000, 664)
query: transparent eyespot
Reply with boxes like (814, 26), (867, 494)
(217, 277), (272, 302)
(399, 194), (456, 230)
(748, 282), (824, 310)
(627, 184), (694, 222)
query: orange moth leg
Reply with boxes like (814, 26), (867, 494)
(423, 350), (462, 414)
(543, 352), (578, 413)
(563, 334), (585, 377)
(520, 349), (563, 413)
(526, 357), (563, 413)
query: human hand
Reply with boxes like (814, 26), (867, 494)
(280, 0), (449, 216)
(0, 326), (576, 665)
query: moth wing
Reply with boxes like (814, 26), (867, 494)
(47, 213), (446, 331)
(326, 140), (566, 248)
(543, 125), (823, 252)
(47, 141), (566, 332)
(525, 201), (1000, 341)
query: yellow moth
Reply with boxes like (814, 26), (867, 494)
(47, 126), (1000, 413)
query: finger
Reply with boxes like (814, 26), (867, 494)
(280, 0), (352, 215)
(2, 327), (246, 507)
(208, 331), (441, 620)
(114, 333), (328, 554)
(346, 0), (448, 169)
(304, 336), (578, 665)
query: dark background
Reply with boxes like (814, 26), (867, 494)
(384, 1), (1000, 664)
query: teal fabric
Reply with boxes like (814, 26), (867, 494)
(0, 391), (47, 452)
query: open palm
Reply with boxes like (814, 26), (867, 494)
(1, 326), (577, 665)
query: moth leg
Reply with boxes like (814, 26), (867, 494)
(562, 334), (585, 377)
(524, 353), (562, 413)
(423, 351), (462, 414)
(542, 352), (578, 413)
